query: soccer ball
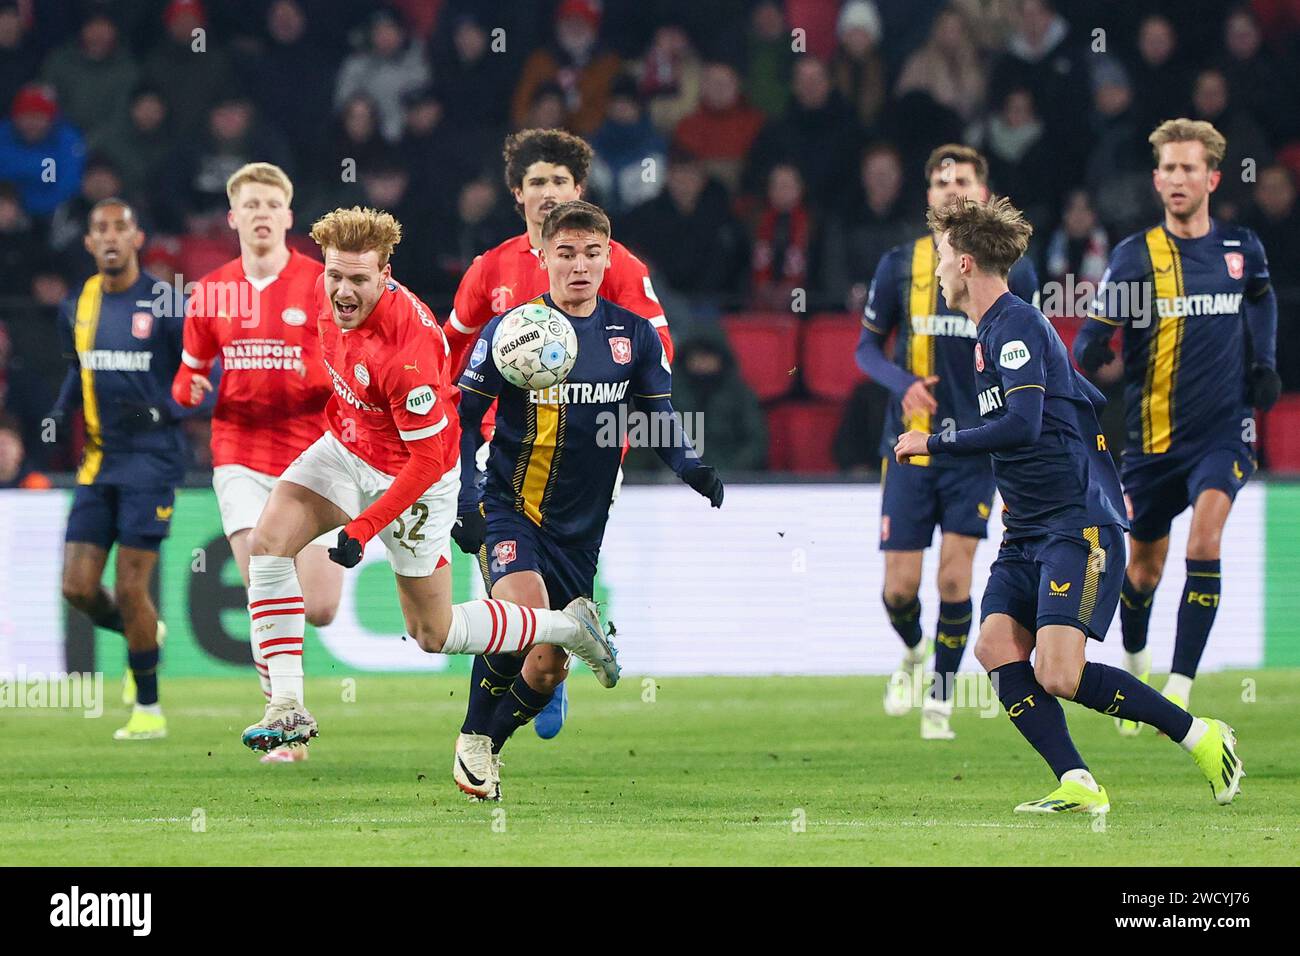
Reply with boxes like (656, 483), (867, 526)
(491, 303), (579, 391)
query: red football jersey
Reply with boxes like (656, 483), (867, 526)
(182, 250), (330, 475)
(316, 275), (460, 478)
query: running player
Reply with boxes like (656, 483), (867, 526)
(239, 206), (619, 755)
(51, 198), (190, 740)
(449, 200), (722, 800)
(1073, 119), (1279, 730)
(445, 128), (673, 739)
(895, 196), (1243, 813)
(855, 144), (1039, 739)
(170, 163), (343, 761)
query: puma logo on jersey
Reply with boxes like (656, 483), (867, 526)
(404, 361), (420, 372)
(1049, 580), (1071, 595)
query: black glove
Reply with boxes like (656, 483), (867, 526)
(118, 401), (171, 434)
(1078, 339), (1114, 375)
(328, 528), (364, 568)
(1249, 364), (1282, 411)
(451, 503), (486, 554)
(684, 464), (724, 508)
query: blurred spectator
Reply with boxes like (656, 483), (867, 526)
(335, 7), (430, 143)
(0, 414), (50, 489)
(1044, 189), (1110, 317)
(949, 0), (1020, 53)
(0, 322), (52, 470)
(40, 11), (137, 144)
(622, 151), (747, 301)
(0, 2), (38, 114)
(637, 24), (702, 137)
(832, 379), (889, 474)
(1085, 59), (1158, 237)
(1246, 165), (1300, 294)
(1218, 5), (1298, 144)
(821, 143), (916, 314)
(744, 1), (794, 118)
(832, 1), (886, 130)
(360, 158), (435, 299)
(671, 62), (765, 193)
(433, 13), (516, 132)
(988, 0), (1089, 153)
(522, 82), (569, 131)
(895, 5), (986, 123)
(749, 163), (813, 309)
(49, 156), (124, 279)
(238, 0), (333, 164)
(302, 94), (387, 222)
(161, 94), (293, 232)
(1191, 67), (1271, 220)
(0, 181), (35, 293)
(1128, 15), (1192, 138)
(589, 76), (667, 215)
(431, 176), (515, 294)
(744, 57), (858, 209)
(143, 0), (237, 139)
(973, 87), (1055, 231)
(87, 85), (173, 216)
(399, 85), (493, 216)
(511, 0), (621, 135)
(0, 83), (85, 218)
(659, 335), (767, 472)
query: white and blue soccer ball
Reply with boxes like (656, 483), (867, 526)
(491, 302), (579, 391)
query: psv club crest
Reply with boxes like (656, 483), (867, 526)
(974, 342), (984, 372)
(131, 311), (153, 339)
(609, 336), (632, 365)
(1224, 252), (1244, 280)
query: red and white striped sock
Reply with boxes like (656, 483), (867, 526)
(443, 599), (578, 655)
(248, 555), (305, 706)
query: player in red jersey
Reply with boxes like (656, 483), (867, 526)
(238, 207), (619, 756)
(170, 164), (343, 757)
(444, 128), (671, 739)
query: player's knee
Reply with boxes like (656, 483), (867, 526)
(305, 602), (338, 628)
(882, 585), (918, 608)
(61, 580), (96, 610)
(113, 580), (149, 615)
(409, 619), (448, 654)
(1126, 557), (1163, 592)
(936, 573), (969, 603)
(1185, 532), (1221, 562)
(1033, 658), (1079, 699)
(973, 635), (1005, 673)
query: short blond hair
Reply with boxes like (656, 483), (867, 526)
(310, 206), (402, 267)
(1149, 118), (1227, 170)
(226, 162), (294, 206)
(927, 195), (1033, 278)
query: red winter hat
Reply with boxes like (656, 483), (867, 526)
(164, 0), (206, 29)
(557, 0), (601, 27)
(12, 83), (57, 119)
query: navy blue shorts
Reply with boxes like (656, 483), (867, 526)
(478, 508), (599, 610)
(880, 457), (995, 551)
(1121, 442), (1255, 542)
(981, 524), (1126, 641)
(65, 483), (175, 552)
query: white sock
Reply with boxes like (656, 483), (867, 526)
(135, 703), (162, 717)
(1122, 648), (1151, 678)
(1178, 716), (1209, 752)
(248, 555), (305, 706)
(903, 640), (928, 666)
(1062, 768), (1100, 792)
(1163, 673), (1193, 705)
(441, 599), (577, 654)
(250, 637), (272, 700)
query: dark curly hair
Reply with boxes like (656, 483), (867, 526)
(503, 128), (594, 216)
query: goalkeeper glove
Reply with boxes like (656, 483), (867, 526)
(451, 503), (486, 555)
(1249, 364), (1282, 411)
(684, 464), (724, 508)
(328, 528), (364, 568)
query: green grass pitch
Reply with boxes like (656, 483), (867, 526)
(2, 670), (1295, 866)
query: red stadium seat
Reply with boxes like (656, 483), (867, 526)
(803, 312), (865, 400)
(766, 400), (842, 474)
(178, 236), (239, 282)
(720, 313), (800, 402)
(1261, 395), (1300, 473)
(1050, 315), (1085, 354)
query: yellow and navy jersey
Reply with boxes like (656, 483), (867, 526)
(458, 294), (676, 549)
(55, 272), (189, 485)
(973, 293), (1127, 539)
(1088, 221), (1269, 455)
(862, 235), (1039, 465)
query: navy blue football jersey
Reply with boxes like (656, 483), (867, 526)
(459, 294), (673, 548)
(57, 272), (189, 486)
(973, 292), (1127, 539)
(1087, 221), (1268, 454)
(863, 236), (1039, 464)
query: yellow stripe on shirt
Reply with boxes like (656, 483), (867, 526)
(906, 236), (936, 466)
(519, 400), (558, 526)
(74, 275), (104, 484)
(1142, 227), (1185, 454)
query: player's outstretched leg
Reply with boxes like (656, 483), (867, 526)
(113, 546), (168, 741)
(1116, 574), (1156, 736)
(242, 554), (317, 751)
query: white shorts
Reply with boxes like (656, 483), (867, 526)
(213, 464), (337, 547)
(278, 431), (459, 577)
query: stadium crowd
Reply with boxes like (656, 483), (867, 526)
(1, 0), (1298, 481)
